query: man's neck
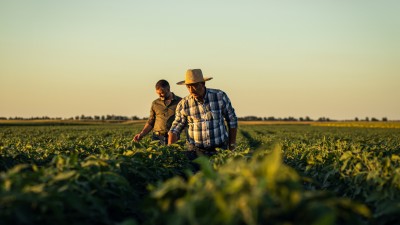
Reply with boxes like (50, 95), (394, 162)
(166, 92), (173, 100)
(194, 88), (207, 103)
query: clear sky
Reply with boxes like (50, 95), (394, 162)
(1, 0), (399, 120)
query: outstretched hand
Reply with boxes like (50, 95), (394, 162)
(132, 133), (142, 142)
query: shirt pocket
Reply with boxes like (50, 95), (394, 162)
(188, 114), (202, 124)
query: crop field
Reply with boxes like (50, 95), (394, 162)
(1, 122), (400, 225)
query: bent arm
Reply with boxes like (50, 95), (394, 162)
(167, 100), (186, 145)
(139, 123), (153, 137)
(134, 103), (157, 142)
(220, 91), (238, 150)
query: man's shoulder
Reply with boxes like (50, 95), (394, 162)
(172, 92), (182, 100)
(208, 88), (227, 93)
(179, 95), (190, 105)
(207, 88), (226, 96)
(180, 95), (191, 101)
(152, 98), (161, 104)
(177, 95), (193, 107)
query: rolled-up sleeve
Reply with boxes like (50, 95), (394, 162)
(221, 92), (238, 129)
(169, 100), (187, 135)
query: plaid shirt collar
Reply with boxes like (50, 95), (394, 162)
(188, 88), (208, 103)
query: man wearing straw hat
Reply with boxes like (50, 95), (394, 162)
(168, 69), (238, 157)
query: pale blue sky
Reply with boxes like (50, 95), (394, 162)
(1, 0), (399, 120)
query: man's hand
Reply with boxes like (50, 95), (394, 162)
(132, 133), (142, 142)
(133, 124), (152, 143)
(168, 132), (178, 145)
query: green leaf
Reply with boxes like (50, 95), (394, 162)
(7, 164), (29, 175)
(262, 145), (282, 181)
(53, 170), (76, 182)
(339, 151), (353, 161)
(23, 183), (45, 193)
(194, 156), (216, 179)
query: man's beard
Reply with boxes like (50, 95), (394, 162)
(160, 93), (171, 100)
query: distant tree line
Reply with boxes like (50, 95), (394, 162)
(238, 116), (317, 122)
(0, 115), (146, 121)
(0, 115), (390, 122)
(71, 115), (144, 121)
(237, 116), (390, 122)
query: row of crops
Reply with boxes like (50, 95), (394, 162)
(0, 124), (399, 225)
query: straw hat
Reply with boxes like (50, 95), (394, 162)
(177, 69), (213, 85)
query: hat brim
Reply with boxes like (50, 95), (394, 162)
(177, 77), (213, 85)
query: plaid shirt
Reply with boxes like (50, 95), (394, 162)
(169, 88), (238, 148)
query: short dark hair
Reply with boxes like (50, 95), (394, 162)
(155, 80), (170, 90)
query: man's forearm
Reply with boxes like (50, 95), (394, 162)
(140, 124), (153, 137)
(168, 132), (179, 145)
(228, 127), (237, 150)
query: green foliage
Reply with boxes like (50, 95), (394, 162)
(237, 125), (400, 225)
(1, 124), (399, 224)
(0, 125), (189, 225)
(149, 146), (369, 225)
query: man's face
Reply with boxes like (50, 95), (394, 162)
(186, 82), (205, 100)
(156, 87), (170, 100)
